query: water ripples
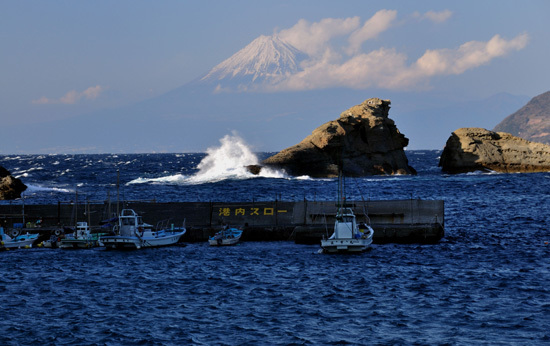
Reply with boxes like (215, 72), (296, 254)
(2, 151), (550, 343)
(1, 239), (549, 345)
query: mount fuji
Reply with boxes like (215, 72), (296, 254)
(197, 35), (306, 92)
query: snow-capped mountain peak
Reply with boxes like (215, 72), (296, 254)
(200, 35), (305, 90)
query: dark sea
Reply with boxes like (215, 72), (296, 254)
(1, 138), (550, 345)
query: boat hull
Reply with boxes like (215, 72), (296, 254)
(2, 237), (37, 249)
(320, 238), (372, 253)
(101, 231), (185, 250)
(60, 239), (100, 249)
(208, 236), (241, 246)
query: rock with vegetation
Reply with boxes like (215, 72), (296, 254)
(261, 98), (415, 177)
(0, 166), (27, 200)
(439, 127), (550, 173)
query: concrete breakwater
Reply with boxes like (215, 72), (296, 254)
(0, 199), (444, 244)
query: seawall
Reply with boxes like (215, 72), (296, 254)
(0, 199), (444, 244)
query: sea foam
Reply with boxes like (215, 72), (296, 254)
(128, 133), (287, 185)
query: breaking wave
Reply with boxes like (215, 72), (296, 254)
(24, 184), (73, 194)
(127, 133), (287, 185)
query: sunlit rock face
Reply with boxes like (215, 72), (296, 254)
(0, 166), (27, 200)
(262, 98), (416, 178)
(439, 127), (550, 174)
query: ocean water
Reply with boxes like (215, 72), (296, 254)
(1, 136), (550, 344)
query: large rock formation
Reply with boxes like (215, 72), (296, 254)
(439, 127), (550, 173)
(493, 91), (550, 144)
(0, 166), (27, 200)
(262, 98), (415, 177)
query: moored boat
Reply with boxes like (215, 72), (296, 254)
(320, 206), (374, 253)
(320, 169), (374, 253)
(208, 226), (243, 246)
(41, 234), (61, 248)
(60, 222), (102, 249)
(0, 227), (39, 249)
(100, 209), (186, 250)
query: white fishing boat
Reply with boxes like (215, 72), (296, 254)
(41, 234), (61, 248)
(100, 209), (186, 250)
(60, 222), (102, 249)
(208, 226), (243, 246)
(320, 170), (374, 253)
(0, 227), (39, 249)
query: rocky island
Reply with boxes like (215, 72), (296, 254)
(0, 166), (27, 200)
(439, 127), (550, 174)
(261, 98), (415, 177)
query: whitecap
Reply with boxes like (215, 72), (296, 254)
(127, 174), (187, 185)
(187, 132), (287, 184)
(24, 184), (73, 194)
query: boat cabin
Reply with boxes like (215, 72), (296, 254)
(333, 207), (357, 239)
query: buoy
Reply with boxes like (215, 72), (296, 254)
(25, 245), (31, 249)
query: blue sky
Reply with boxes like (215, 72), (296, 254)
(1, 0), (549, 153)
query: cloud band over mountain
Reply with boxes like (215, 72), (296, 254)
(202, 10), (529, 93)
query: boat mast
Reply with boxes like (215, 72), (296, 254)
(74, 189), (78, 229)
(116, 169), (120, 217)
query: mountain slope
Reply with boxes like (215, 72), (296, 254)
(196, 35), (306, 92)
(493, 91), (550, 144)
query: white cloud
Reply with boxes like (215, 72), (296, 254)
(272, 48), (408, 91)
(270, 31), (529, 91)
(265, 9), (529, 92)
(82, 85), (103, 100)
(32, 85), (105, 105)
(59, 90), (80, 104)
(414, 10), (453, 23)
(414, 33), (529, 76)
(347, 10), (397, 55)
(278, 17), (360, 56)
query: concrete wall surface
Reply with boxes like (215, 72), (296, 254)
(0, 199), (444, 244)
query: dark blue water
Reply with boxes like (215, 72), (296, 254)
(1, 150), (550, 344)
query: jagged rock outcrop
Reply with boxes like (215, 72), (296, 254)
(493, 91), (550, 144)
(0, 166), (27, 200)
(439, 127), (550, 173)
(261, 98), (415, 177)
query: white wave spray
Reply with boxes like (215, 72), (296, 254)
(127, 133), (287, 185)
(188, 133), (286, 183)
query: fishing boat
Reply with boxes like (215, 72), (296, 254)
(60, 222), (102, 249)
(320, 170), (374, 253)
(41, 234), (61, 248)
(0, 227), (39, 249)
(100, 209), (186, 250)
(208, 226), (243, 246)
